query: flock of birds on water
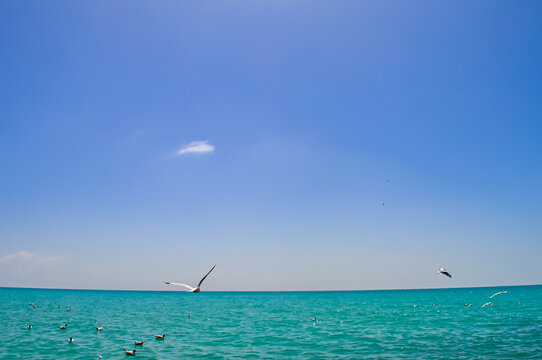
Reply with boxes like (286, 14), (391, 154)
(23, 265), (216, 358)
(21, 264), (515, 358)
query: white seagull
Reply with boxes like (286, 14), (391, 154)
(489, 290), (510, 299)
(437, 268), (452, 278)
(481, 302), (495, 308)
(164, 265), (216, 293)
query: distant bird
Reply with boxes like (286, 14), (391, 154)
(165, 264), (216, 293)
(69, 337), (74, 343)
(464, 304), (473, 307)
(27, 324), (32, 329)
(28, 302), (35, 306)
(489, 290), (510, 299)
(134, 340), (145, 346)
(154, 334), (165, 340)
(59, 324), (68, 330)
(96, 327), (103, 332)
(481, 302), (495, 308)
(188, 313), (191, 318)
(381, 203), (385, 206)
(66, 308), (71, 311)
(32, 305), (38, 308)
(123, 348), (136, 356)
(310, 317), (317, 321)
(437, 268), (452, 278)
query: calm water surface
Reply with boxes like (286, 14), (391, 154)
(1, 286), (541, 359)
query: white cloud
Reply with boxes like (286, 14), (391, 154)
(177, 140), (214, 155)
(0, 250), (64, 264)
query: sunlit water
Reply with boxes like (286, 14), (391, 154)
(1, 286), (541, 359)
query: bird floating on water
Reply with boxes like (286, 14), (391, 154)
(154, 334), (165, 340)
(489, 290), (510, 299)
(134, 340), (145, 346)
(164, 264), (216, 293)
(123, 348), (136, 356)
(96, 327), (103, 332)
(69, 337), (74, 343)
(59, 324), (68, 329)
(437, 268), (452, 278)
(27, 324), (32, 329)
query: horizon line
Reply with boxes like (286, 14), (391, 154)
(1, 283), (540, 293)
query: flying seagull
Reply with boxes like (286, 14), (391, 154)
(437, 268), (452, 278)
(164, 265), (216, 293)
(481, 302), (495, 308)
(489, 290), (510, 299)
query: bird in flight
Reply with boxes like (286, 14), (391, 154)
(437, 268), (452, 278)
(489, 290), (509, 299)
(164, 264), (216, 293)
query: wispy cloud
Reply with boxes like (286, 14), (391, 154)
(0, 250), (64, 264)
(177, 140), (214, 156)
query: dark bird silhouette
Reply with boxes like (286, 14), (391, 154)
(438, 268), (452, 278)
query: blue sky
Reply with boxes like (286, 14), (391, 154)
(1, 1), (541, 290)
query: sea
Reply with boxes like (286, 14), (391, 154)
(0, 285), (540, 359)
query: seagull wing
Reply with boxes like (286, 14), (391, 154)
(443, 272), (452, 278)
(489, 291), (508, 299)
(164, 282), (195, 291)
(197, 264), (216, 287)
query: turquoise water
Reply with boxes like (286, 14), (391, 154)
(1, 286), (541, 359)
